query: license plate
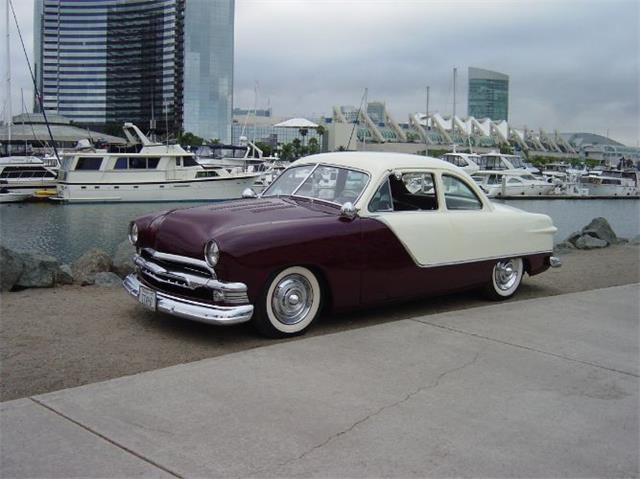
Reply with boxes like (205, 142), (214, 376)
(138, 285), (157, 311)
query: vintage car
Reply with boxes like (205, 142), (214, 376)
(123, 152), (561, 337)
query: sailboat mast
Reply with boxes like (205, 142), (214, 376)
(252, 81), (258, 144)
(425, 85), (430, 157)
(21, 88), (26, 153)
(452, 67), (457, 153)
(363, 87), (367, 151)
(5, 0), (12, 155)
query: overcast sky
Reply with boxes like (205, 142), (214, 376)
(4, 0), (639, 145)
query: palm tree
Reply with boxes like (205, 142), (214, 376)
(298, 128), (308, 147)
(315, 125), (326, 151)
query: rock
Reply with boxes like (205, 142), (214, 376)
(554, 241), (575, 254)
(72, 248), (112, 285)
(93, 271), (122, 287)
(565, 231), (582, 247)
(56, 264), (74, 285)
(15, 252), (60, 288)
(581, 217), (618, 245)
(112, 239), (136, 278)
(574, 235), (608, 249)
(0, 245), (25, 291)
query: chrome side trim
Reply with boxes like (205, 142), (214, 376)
(413, 251), (555, 268)
(123, 274), (253, 326)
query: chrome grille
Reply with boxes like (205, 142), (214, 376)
(140, 248), (214, 279)
(135, 249), (249, 305)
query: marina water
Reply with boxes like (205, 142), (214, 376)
(1, 199), (639, 264)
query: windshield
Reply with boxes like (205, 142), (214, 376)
(262, 163), (369, 205)
(509, 156), (525, 168)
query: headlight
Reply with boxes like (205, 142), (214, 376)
(128, 222), (139, 246)
(204, 240), (219, 267)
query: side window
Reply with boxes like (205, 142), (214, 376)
(442, 174), (483, 210)
(368, 178), (393, 212)
(115, 157), (128, 169)
(380, 172), (439, 212)
(129, 157), (147, 169)
(75, 157), (103, 170)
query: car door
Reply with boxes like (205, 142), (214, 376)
(361, 170), (452, 302)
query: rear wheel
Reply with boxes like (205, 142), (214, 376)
(484, 257), (524, 300)
(253, 266), (322, 338)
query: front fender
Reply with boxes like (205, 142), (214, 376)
(216, 217), (363, 310)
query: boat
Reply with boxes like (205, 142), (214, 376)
(53, 123), (260, 203)
(195, 139), (288, 190)
(0, 181), (31, 203)
(0, 156), (58, 193)
(0, 191), (31, 203)
(540, 162), (588, 196)
(440, 153), (481, 175)
(579, 169), (640, 197)
(251, 160), (288, 191)
(471, 170), (556, 197)
(477, 152), (531, 173)
(195, 140), (273, 168)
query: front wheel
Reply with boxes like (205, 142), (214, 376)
(253, 266), (322, 338)
(484, 258), (524, 300)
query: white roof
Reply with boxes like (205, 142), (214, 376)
(273, 117), (319, 128)
(294, 151), (461, 179)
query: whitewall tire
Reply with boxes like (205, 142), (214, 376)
(254, 266), (322, 337)
(484, 258), (524, 300)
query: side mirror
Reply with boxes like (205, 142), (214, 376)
(340, 202), (358, 220)
(242, 188), (257, 198)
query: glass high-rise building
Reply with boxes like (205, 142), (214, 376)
(183, 0), (233, 143)
(34, 0), (234, 143)
(467, 67), (509, 121)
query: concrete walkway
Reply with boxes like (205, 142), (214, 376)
(1, 285), (638, 478)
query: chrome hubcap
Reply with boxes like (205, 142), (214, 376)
(272, 274), (313, 325)
(494, 259), (519, 291)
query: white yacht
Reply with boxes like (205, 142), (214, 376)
(54, 123), (259, 203)
(0, 156), (58, 194)
(579, 169), (639, 197)
(478, 152), (530, 173)
(195, 140), (289, 189)
(440, 153), (481, 175)
(195, 141), (273, 168)
(472, 171), (556, 197)
(540, 162), (588, 196)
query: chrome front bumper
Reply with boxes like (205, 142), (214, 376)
(123, 274), (254, 326)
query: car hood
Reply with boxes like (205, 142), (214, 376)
(146, 196), (339, 257)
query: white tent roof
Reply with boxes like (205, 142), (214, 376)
(273, 117), (319, 128)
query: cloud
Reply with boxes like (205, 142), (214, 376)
(5, 0), (638, 145)
(235, 0), (639, 144)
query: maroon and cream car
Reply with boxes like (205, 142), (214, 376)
(123, 152), (561, 337)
